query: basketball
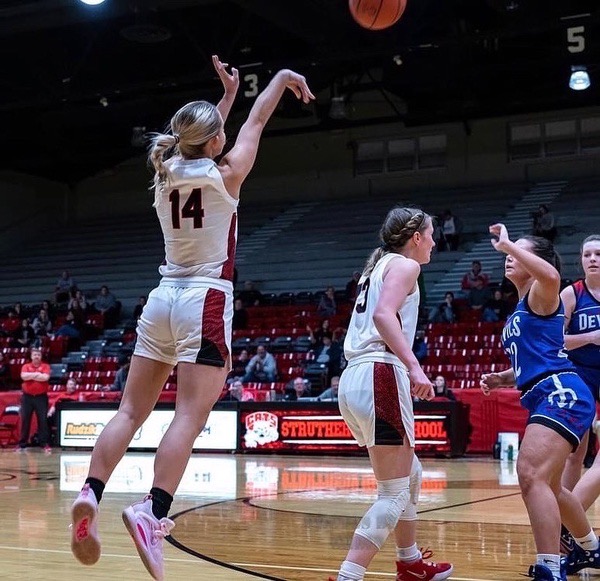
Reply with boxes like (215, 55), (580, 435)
(348, 0), (407, 31)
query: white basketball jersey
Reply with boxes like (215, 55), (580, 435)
(156, 157), (238, 281)
(344, 253), (420, 366)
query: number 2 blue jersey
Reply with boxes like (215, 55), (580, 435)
(502, 293), (575, 393)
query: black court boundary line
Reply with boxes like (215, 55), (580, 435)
(167, 496), (286, 580)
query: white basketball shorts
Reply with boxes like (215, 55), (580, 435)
(134, 279), (233, 368)
(338, 359), (415, 448)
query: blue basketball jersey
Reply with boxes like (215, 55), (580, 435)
(565, 280), (600, 399)
(502, 293), (575, 392)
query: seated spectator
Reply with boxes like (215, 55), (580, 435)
(243, 345), (277, 383)
(317, 376), (340, 401)
(439, 209), (462, 251)
(532, 204), (557, 242)
(0, 352), (8, 388)
(55, 310), (81, 340)
(13, 318), (36, 348)
(133, 296), (147, 320)
(482, 289), (512, 322)
(40, 300), (55, 322)
(345, 271), (361, 302)
(94, 285), (119, 328)
(104, 355), (130, 392)
(433, 375), (455, 401)
(13, 302), (25, 319)
(32, 309), (53, 337)
(1, 309), (22, 336)
(468, 278), (491, 311)
(237, 280), (263, 307)
(428, 292), (458, 324)
(232, 298), (249, 330)
(55, 270), (76, 304)
(68, 290), (89, 313)
(284, 376), (311, 401)
(307, 319), (333, 348)
(221, 378), (243, 402)
(412, 329), (428, 363)
(313, 336), (342, 381)
(47, 377), (80, 443)
(230, 349), (250, 379)
(317, 286), (337, 318)
(461, 260), (489, 291)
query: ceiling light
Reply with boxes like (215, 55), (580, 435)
(569, 66), (590, 91)
(79, 0), (106, 5)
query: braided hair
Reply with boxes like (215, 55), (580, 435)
(363, 207), (431, 277)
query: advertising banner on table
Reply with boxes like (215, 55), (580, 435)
(58, 406), (237, 451)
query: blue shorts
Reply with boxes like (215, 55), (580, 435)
(520, 372), (595, 449)
(575, 365), (600, 402)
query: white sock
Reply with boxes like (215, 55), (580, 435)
(574, 530), (599, 551)
(338, 560), (366, 581)
(536, 554), (561, 578)
(396, 543), (421, 563)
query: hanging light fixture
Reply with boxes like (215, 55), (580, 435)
(569, 66), (591, 91)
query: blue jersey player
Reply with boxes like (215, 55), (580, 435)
(560, 235), (600, 543)
(480, 224), (599, 580)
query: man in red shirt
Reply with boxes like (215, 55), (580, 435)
(18, 346), (51, 452)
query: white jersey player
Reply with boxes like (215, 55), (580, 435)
(333, 207), (453, 581)
(70, 55), (314, 581)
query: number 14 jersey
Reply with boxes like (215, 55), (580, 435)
(344, 253), (419, 367)
(156, 157), (238, 282)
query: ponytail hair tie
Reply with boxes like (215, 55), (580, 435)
(173, 134), (180, 144)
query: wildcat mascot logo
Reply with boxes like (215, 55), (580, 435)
(244, 411), (279, 448)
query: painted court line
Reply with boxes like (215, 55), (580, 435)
(0, 545), (501, 580)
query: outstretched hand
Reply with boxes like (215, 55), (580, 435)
(212, 55), (239, 95)
(283, 70), (315, 104)
(489, 223), (510, 252)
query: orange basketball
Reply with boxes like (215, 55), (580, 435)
(349, 0), (406, 31)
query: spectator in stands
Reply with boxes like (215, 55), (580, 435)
(105, 356), (131, 392)
(47, 378), (79, 439)
(307, 319), (333, 348)
(243, 345), (277, 383)
(94, 285), (119, 328)
(41, 300), (55, 322)
(55, 310), (82, 345)
(317, 375), (340, 401)
(18, 346), (51, 452)
(13, 302), (25, 319)
(317, 286), (337, 318)
(461, 260), (489, 291)
(412, 329), (428, 363)
(230, 348), (249, 379)
(32, 309), (53, 338)
(13, 317), (36, 348)
(68, 290), (89, 313)
(55, 270), (77, 304)
(1, 309), (21, 336)
(313, 335), (342, 381)
(482, 288), (512, 322)
(468, 277), (491, 312)
(345, 271), (361, 302)
(428, 291), (458, 324)
(284, 376), (311, 401)
(0, 352), (8, 388)
(439, 209), (462, 251)
(433, 375), (456, 401)
(133, 296), (147, 320)
(532, 204), (557, 242)
(237, 280), (263, 307)
(221, 378), (243, 402)
(232, 298), (249, 330)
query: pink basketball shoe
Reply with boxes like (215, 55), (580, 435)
(70, 484), (101, 565)
(122, 496), (175, 581)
